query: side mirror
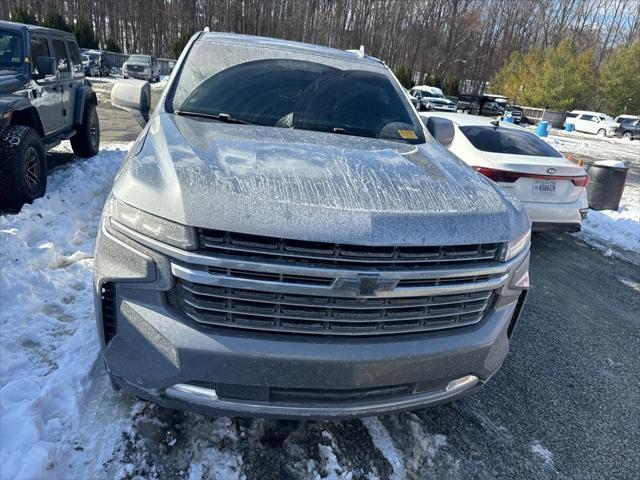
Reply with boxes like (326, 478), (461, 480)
(35, 56), (56, 77)
(426, 117), (455, 146)
(111, 79), (150, 128)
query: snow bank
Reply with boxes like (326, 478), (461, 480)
(543, 132), (640, 259)
(0, 144), (130, 479)
(579, 183), (640, 257)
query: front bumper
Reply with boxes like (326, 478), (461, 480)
(124, 70), (152, 80)
(94, 221), (529, 419)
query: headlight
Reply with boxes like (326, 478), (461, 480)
(104, 196), (197, 250)
(505, 228), (531, 261)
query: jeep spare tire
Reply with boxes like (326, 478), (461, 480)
(71, 102), (100, 157)
(0, 126), (47, 212)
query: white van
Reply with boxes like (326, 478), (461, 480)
(565, 110), (618, 136)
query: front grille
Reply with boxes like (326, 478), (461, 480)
(101, 282), (117, 343)
(198, 229), (502, 269)
(167, 280), (495, 336)
(127, 65), (143, 72)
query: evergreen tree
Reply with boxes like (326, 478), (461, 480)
(74, 16), (99, 49)
(10, 6), (37, 25)
(394, 66), (414, 89)
(599, 41), (640, 115)
(171, 32), (195, 59)
(43, 10), (70, 32)
(104, 38), (122, 53)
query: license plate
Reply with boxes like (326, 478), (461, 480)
(533, 179), (556, 195)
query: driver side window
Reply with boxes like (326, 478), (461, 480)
(30, 36), (50, 75)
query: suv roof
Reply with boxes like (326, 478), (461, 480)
(0, 20), (77, 40)
(199, 32), (385, 68)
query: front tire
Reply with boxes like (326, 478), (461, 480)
(597, 128), (607, 136)
(0, 126), (47, 212)
(623, 132), (633, 141)
(71, 102), (100, 158)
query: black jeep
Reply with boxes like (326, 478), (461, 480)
(0, 20), (100, 211)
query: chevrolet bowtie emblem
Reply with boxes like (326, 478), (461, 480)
(333, 274), (398, 297)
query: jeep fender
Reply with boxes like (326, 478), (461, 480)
(0, 96), (45, 137)
(74, 86), (98, 126)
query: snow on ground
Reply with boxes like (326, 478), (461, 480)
(544, 130), (640, 260)
(0, 143), (130, 479)
(579, 183), (640, 258)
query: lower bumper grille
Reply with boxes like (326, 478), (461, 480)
(167, 280), (494, 336)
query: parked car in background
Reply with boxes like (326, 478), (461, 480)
(0, 20), (100, 211)
(409, 85), (457, 112)
(100, 31), (531, 419)
(122, 54), (160, 82)
(423, 112), (589, 232)
(565, 110), (618, 136)
(81, 49), (108, 76)
(457, 93), (523, 123)
(614, 114), (639, 125)
(614, 118), (639, 140)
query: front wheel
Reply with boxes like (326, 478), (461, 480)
(597, 128), (607, 136)
(71, 102), (100, 158)
(623, 132), (633, 141)
(0, 126), (47, 212)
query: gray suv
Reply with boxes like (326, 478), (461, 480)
(96, 32), (530, 419)
(123, 54), (160, 82)
(0, 21), (100, 211)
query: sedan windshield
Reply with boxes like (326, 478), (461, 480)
(170, 41), (425, 144)
(423, 91), (444, 99)
(0, 30), (23, 70)
(460, 126), (563, 157)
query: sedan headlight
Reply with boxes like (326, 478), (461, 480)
(505, 228), (531, 261)
(104, 196), (197, 250)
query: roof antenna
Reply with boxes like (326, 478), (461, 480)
(490, 119), (499, 127)
(203, 26), (210, 33)
(358, 45), (365, 58)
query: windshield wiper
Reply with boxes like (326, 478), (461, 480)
(175, 110), (254, 125)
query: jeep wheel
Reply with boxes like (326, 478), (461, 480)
(0, 126), (47, 212)
(71, 102), (100, 158)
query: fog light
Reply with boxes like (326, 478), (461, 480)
(166, 383), (218, 404)
(446, 375), (479, 392)
(513, 270), (530, 288)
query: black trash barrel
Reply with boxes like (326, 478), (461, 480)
(586, 161), (628, 211)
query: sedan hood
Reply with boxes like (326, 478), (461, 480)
(113, 113), (528, 245)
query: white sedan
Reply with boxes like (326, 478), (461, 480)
(422, 113), (589, 232)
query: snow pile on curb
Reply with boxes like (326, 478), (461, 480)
(0, 144), (130, 479)
(579, 183), (640, 258)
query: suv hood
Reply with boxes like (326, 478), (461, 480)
(112, 113), (528, 245)
(0, 73), (26, 94)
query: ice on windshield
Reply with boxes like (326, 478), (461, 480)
(172, 42), (425, 144)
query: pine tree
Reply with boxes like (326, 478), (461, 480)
(74, 17), (99, 49)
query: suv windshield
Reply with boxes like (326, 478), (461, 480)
(423, 91), (444, 98)
(171, 41), (425, 144)
(0, 29), (23, 71)
(460, 126), (563, 157)
(128, 55), (150, 64)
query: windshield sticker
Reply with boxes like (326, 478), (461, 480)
(398, 129), (418, 140)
